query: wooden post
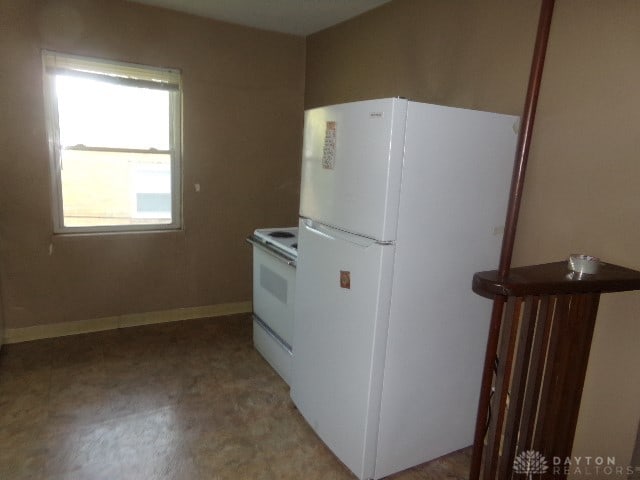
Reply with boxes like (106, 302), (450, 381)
(469, 1), (555, 478)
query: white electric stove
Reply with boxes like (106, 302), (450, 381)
(248, 227), (297, 385)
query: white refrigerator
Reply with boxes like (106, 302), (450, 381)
(291, 98), (518, 479)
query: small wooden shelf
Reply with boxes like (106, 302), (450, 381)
(473, 261), (640, 299)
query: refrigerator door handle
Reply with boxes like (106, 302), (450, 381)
(302, 218), (381, 248)
(301, 219), (335, 241)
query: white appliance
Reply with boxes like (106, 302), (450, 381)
(291, 98), (518, 479)
(248, 227), (298, 384)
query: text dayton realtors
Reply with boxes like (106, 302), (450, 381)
(551, 456), (637, 476)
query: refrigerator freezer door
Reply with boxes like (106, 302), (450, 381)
(291, 219), (395, 480)
(299, 98), (407, 242)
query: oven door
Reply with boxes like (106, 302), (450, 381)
(252, 243), (295, 348)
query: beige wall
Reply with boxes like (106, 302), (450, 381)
(0, 276), (4, 345)
(0, 0), (305, 327)
(305, 0), (539, 113)
(306, 0), (640, 472)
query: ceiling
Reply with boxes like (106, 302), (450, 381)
(127, 0), (392, 36)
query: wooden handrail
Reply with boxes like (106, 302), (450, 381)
(469, 1), (556, 477)
(498, 0), (555, 279)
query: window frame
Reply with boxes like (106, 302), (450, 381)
(42, 50), (183, 234)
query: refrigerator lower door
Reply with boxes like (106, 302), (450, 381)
(291, 219), (394, 480)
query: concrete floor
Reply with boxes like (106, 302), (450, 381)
(0, 314), (470, 479)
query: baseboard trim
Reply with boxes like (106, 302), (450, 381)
(3, 301), (252, 344)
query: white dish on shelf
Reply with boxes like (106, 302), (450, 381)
(568, 254), (600, 275)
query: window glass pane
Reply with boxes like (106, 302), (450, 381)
(60, 150), (172, 227)
(136, 193), (171, 214)
(56, 75), (170, 150)
(132, 164), (172, 219)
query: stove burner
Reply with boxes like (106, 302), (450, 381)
(292, 243), (297, 249)
(269, 231), (295, 238)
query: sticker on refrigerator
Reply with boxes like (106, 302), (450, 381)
(340, 270), (351, 289)
(322, 121), (337, 170)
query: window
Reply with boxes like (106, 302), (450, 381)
(42, 51), (182, 233)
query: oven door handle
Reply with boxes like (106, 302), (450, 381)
(246, 236), (297, 267)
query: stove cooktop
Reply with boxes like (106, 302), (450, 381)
(253, 227), (298, 259)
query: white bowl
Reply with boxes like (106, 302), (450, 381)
(568, 254), (600, 275)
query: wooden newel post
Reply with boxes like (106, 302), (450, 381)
(469, 262), (640, 480)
